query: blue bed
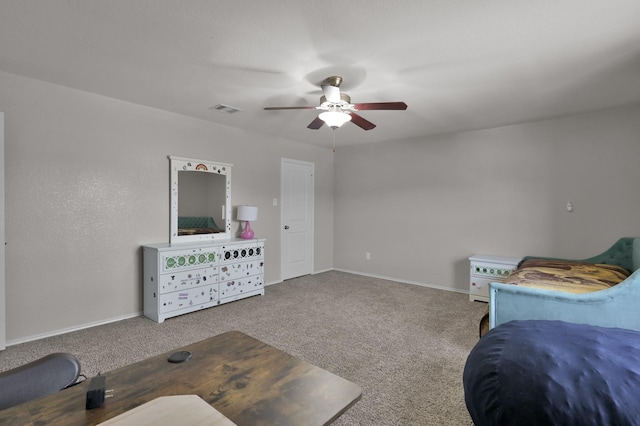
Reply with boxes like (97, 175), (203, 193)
(489, 237), (640, 331)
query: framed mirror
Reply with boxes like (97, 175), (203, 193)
(169, 156), (232, 243)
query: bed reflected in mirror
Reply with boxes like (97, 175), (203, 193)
(169, 156), (232, 243)
(177, 171), (225, 235)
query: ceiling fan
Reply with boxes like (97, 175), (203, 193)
(264, 76), (407, 130)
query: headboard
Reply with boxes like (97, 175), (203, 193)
(520, 237), (640, 272)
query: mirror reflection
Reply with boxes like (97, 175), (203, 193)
(177, 171), (226, 235)
(169, 156), (232, 244)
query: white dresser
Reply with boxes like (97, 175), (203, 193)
(143, 239), (265, 323)
(468, 254), (521, 302)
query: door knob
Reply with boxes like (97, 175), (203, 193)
(284, 225), (289, 229)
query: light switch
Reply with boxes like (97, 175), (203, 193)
(273, 198), (278, 206)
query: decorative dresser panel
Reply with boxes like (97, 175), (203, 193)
(143, 239), (265, 323)
(468, 254), (522, 302)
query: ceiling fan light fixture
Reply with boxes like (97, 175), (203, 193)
(263, 75), (406, 131)
(319, 111), (352, 128)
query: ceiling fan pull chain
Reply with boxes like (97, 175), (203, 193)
(333, 129), (336, 153)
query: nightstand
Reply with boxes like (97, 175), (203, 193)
(469, 254), (522, 302)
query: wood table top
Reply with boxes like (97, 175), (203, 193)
(0, 331), (362, 425)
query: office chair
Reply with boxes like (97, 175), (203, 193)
(0, 352), (81, 410)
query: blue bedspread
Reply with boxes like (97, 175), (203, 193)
(463, 320), (640, 426)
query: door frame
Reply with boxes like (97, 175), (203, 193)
(0, 112), (5, 349)
(280, 158), (314, 281)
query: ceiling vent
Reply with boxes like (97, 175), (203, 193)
(209, 104), (241, 114)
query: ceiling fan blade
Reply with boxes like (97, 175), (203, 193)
(264, 106), (317, 110)
(353, 102), (408, 111)
(350, 112), (376, 130)
(307, 116), (325, 129)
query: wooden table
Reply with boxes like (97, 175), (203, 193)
(0, 331), (362, 425)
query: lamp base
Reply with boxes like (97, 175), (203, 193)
(240, 221), (254, 239)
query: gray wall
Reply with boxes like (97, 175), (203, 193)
(334, 105), (640, 291)
(0, 71), (334, 343)
(2, 68), (639, 344)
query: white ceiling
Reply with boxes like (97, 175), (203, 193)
(1, 1), (639, 149)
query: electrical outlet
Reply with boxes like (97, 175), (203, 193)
(366, 252), (371, 260)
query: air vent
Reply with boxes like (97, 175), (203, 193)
(209, 104), (241, 114)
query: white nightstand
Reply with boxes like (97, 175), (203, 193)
(469, 254), (522, 302)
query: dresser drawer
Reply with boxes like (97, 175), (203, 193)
(159, 267), (219, 294)
(219, 260), (264, 282)
(220, 276), (264, 300)
(159, 284), (219, 314)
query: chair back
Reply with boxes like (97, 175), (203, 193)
(0, 352), (81, 410)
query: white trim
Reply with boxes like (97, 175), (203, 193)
(168, 156), (233, 169)
(0, 112), (4, 350)
(6, 270), (467, 347)
(169, 156), (233, 244)
(5, 312), (142, 347)
(332, 268), (469, 295)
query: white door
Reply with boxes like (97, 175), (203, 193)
(0, 113), (5, 350)
(281, 158), (314, 280)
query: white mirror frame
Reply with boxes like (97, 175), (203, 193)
(169, 156), (233, 244)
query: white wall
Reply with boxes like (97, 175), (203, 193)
(2, 66), (639, 343)
(334, 105), (640, 292)
(0, 71), (334, 343)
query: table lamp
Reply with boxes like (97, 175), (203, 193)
(237, 205), (258, 239)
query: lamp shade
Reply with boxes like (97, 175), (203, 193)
(237, 205), (258, 222)
(319, 111), (352, 128)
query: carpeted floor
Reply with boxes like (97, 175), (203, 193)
(0, 271), (487, 425)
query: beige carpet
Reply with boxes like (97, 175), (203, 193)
(0, 271), (487, 425)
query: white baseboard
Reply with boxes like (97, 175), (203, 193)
(6, 312), (143, 347)
(6, 270), (466, 347)
(332, 268), (469, 295)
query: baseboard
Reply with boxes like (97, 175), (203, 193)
(6, 312), (143, 347)
(332, 268), (468, 295)
(268, 267), (333, 285)
(6, 271), (465, 347)
(7, 281), (281, 346)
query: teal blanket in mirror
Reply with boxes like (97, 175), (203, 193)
(178, 216), (220, 230)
